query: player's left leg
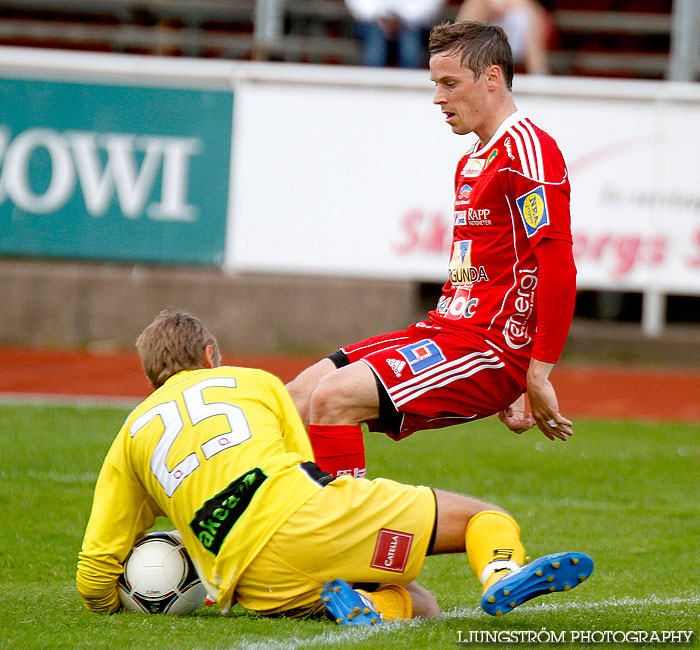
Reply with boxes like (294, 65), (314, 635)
(431, 491), (594, 616)
(313, 486), (593, 625)
(307, 361), (381, 479)
(309, 360), (380, 425)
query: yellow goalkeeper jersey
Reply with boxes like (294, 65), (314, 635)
(77, 366), (319, 614)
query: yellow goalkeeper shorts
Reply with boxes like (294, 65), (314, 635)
(235, 474), (436, 615)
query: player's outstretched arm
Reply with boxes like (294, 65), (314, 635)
(526, 359), (573, 441)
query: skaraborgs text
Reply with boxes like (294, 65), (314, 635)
(457, 629), (695, 644)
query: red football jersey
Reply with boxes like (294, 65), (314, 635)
(428, 111), (573, 365)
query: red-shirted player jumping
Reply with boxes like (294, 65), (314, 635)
(287, 21), (576, 478)
(287, 20), (589, 623)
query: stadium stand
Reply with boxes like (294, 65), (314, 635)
(549, 1), (673, 78)
(0, 0), (675, 78)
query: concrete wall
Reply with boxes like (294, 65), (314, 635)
(0, 259), (416, 355)
(5, 259), (700, 367)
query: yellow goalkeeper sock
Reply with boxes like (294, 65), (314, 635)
(465, 510), (525, 592)
(356, 585), (412, 621)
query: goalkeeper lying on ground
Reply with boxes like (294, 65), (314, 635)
(77, 310), (593, 624)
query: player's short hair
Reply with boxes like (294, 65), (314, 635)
(136, 309), (221, 389)
(429, 21), (514, 91)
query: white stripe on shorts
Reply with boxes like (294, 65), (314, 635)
(389, 350), (504, 408)
(389, 350), (496, 397)
(342, 335), (410, 356)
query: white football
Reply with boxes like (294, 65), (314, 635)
(117, 530), (206, 614)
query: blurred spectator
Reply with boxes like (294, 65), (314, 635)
(345, 0), (446, 68)
(457, 0), (552, 74)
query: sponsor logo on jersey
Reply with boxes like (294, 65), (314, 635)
(397, 339), (445, 374)
(467, 207), (492, 226)
(451, 239), (471, 269)
(448, 240), (489, 286)
(516, 186), (549, 237)
(458, 183), (472, 201)
(505, 137), (515, 160)
(436, 295), (452, 314)
(386, 358), (407, 377)
(485, 148), (499, 168)
(449, 265), (489, 285)
(447, 293), (478, 319)
(370, 528), (414, 573)
(503, 269), (537, 350)
(454, 210), (467, 226)
(190, 468), (267, 555)
(461, 158), (484, 177)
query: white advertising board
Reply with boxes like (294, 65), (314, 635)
(227, 65), (461, 280)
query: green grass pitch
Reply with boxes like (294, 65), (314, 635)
(1, 401), (698, 649)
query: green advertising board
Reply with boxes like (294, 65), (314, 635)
(0, 78), (232, 265)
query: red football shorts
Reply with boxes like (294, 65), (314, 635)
(338, 320), (527, 440)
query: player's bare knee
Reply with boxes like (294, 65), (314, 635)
(308, 372), (348, 423)
(286, 358), (336, 425)
(309, 362), (380, 425)
(285, 378), (311, 424)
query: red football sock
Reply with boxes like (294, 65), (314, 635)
(308, 424), (366, 478)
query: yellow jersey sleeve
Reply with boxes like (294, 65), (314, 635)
(76, 437), (161, 613)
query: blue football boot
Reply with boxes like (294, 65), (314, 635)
(481, 551), (594, 616)
(321, 578), (382, 626)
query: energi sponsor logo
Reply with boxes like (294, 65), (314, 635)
(503, 269), (537, 349)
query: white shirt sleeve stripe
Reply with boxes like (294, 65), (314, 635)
(512, 122), (541, 182)
(507, 127), (531, 178)
(521, 119), (545, 181)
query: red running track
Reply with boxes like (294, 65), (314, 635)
(2, 346), (699, 422)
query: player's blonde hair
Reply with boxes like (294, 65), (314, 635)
(429, 21), (514, 91)
(136, 309), (221, 389)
